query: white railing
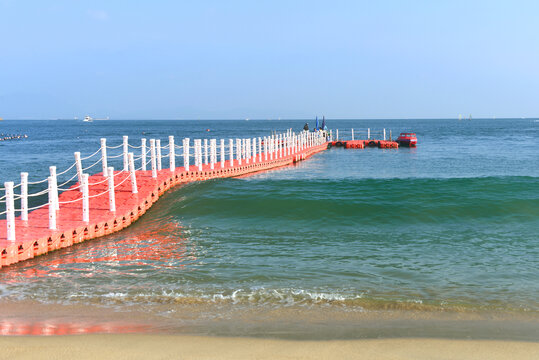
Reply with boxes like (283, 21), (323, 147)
(1, 130), (327, 241)
(332, 128), (391, 141)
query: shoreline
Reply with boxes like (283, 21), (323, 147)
(0, 334), (537, 360)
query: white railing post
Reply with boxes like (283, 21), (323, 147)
(245, 138), (250, 164)
(197, 140), (203, 171)
(183, 138), (190, 171)
(210, 139), (217, 170)
(47, 177), (56, 230)
(252, 137), (257, 163)
(5, 182), (15, 241)
(264, 137), (268, 161)
(150, 139), (157, 178)
(258, 137), (262, 162)
(107, 167), (116, 212)
(123, 135), (129, 171)
(236, 139), (242, 165)
(229, 139), (234, 167)
(367, 128), (370, 139)
(280, 134), (283, 158)
(141, 138), (147, 171)
(269, 136), (273, 160)
(195, 139), (199, 171)
(49, 166), (59, 211)
(169, 136), (175, 172)
(204, 139), (208, 165)
(351, 129), (354, 141)
(75, 152), (82, 192)
(220, 139), (225, 168)
(336, 129), (339, 141)
(101, 138), (108, 177)
(156, 139), (162, 171)
(82, 173), (89, 223)
(383, 128), (386, 140)
(129, 152), (138, 194)
(20, 172), (28, 221)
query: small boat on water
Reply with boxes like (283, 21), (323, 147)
(83, 116), (93, 122)
(396, 133), (417, 147)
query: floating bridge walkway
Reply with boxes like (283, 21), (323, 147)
(0, 128), (396, 268)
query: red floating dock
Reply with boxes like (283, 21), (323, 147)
(0, 139), (328, 268)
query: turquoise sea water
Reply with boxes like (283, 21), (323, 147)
(0, 119), (538, 339)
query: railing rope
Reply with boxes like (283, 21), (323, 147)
(129, 153), (138, 194)
(20, 172), (28, 221)
(123, 136), (129, 171)
(48, 177), (56, 230)
(107, 167), (116, 212)
(101, 138), (108, 177)
(82, 173), (89, 223)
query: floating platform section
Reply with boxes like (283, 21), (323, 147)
(0, 132), (327, 269)
(328, 140), (399, 149)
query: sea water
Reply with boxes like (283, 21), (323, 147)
(0, 119), (538, 339)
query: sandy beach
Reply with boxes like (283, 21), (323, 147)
(0, 335), (537, 360)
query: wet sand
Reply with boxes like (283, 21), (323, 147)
(0, 335), (538, 360)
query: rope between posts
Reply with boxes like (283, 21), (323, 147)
(80, 146), (103, 160)
(27, 177), (49, 185)
(87, 188), (110, 199)
(107, 153), (124, 158)
(112, 172), (131, 187)
(88, 176), (109, 186)
(128, 144), (143, 149)
(82, 157), (102, 171)
(58, 195), (83, 204)
(56, 161), (77, 176)
(27, 188), (50, 197)
(106, 143), (123, 149)
(57, 172), (79, 188)
(0, 195), (6, 201)
(59, 182), (81, 191)
(0, 210), (7, 216)
(26, 203), (48, 211)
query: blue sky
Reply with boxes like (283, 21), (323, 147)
(1, 0), (538, 119)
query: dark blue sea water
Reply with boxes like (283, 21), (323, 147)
(0, 119), (538, 339)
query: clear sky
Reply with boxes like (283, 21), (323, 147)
(1, 0), (538, 119)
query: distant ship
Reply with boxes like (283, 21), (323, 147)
(83, 116), (93, 122)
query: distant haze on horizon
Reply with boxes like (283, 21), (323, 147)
(1, 0), (538, 120)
